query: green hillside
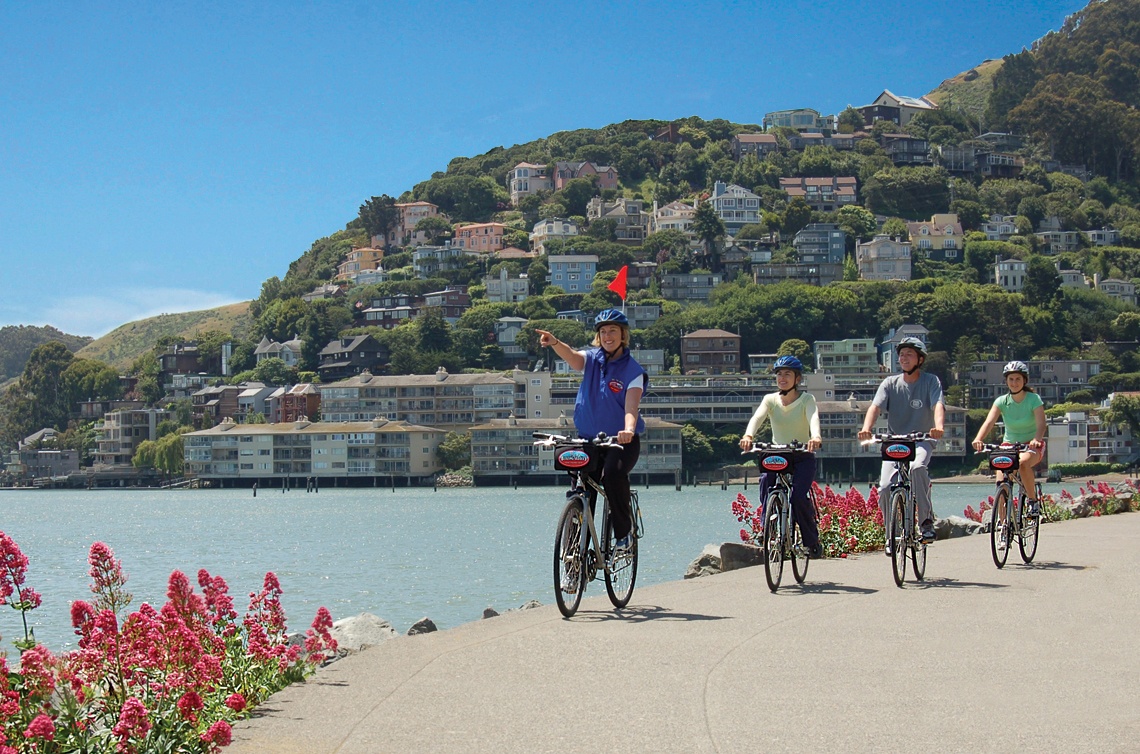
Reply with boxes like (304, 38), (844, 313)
(0, 325), (91, 383)
(76, 301), (252, 371)
(925, 58), (1005, 117)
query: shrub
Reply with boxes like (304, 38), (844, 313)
(732, 482), (885, 557)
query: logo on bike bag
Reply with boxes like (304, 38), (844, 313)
(556, 449), (591, 468)
(760, 455), (789, 471)
(884, 444), (912, 459)
(990, 455), (1015, 469)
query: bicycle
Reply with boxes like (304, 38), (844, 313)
(864, 433), (933, 588)
(976, 442), (1041, 568)
(742, 441), (819, 592)
(534, 432), (643, 618)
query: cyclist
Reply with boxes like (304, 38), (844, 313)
(536, 309), (646, 552)
(739, 355), (824, 559)
(857, 336), (945, 547)
(971, 360), (1047, 515)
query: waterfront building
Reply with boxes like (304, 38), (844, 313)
(183, 417), (445, 485)
(318, 368), (551, 428)
(469, 415), (682, 484)
(94, 408), (172, 467)
(1046, 409), (1133, 465)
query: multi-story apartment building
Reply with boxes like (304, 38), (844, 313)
(995, 258), (1028, 293)
(94, 408), (172, 467)
(753, 263), (842, 286)
(509, 162), (553, 205)
(422, 286), (470, 324)
(730, 133), (779, 160)
(778, 177), (857, 212)
(318, 368), (551, 428)
(530, 217), (579, 254)
(762, 108), (834, 132)
(547, 254), (598, 294)
(267, 383), (320, 423)
(1046, 409), (1132, 465)
(412, 244), (470, 278)
(880, 134), (932, 166)
(183, 417), (445, 486)
(967, 360), (1100, 408)
(484, 267), (529, 303)
(680, 329), (741, 375)
(1085, 228), (1121, 246)
(708, 181), (761, 235)
(813, 339), (879, 376)
(585, 197), (648, 243)
(980, 214), (1018, 242)
(191, 385), (246, 425)
(792, 224), (847, 264)
(469, 415), (683, 484)
(452, 222), (507, 253)
(317, 335), (388, 382)
(879, 325), (929, 372)
(660, 273), (723, 301)
(907, 213), (963, 262)
(336, 247), (384, 280)
(856, 235), (911, 281)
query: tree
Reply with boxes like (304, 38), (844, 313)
(681, 424), (715, 468)
(836, 205), (877, 241)
(781, 197), (813, 237)
(692, 199), (724, 272)
(1103, 393), (1140, 441)
(1022, 255), (1062, 307)
(358, 195), (399, 245)
(560, 177), (599, 217)
(776, 339), (812, 368)
(436, 431), (471, 470)
(837, 106), (865, 134)
(19, 341), (76, 431)
(414, 215), (453, 245)
(417, 308), (453, 353)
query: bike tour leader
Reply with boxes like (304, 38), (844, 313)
(857, 337), (945, 546)
(971, 360), (1048, 515)
(536, 309), (646, 552)
(738, 355), (825, 559)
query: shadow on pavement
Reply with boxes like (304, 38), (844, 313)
(569, 605), (731, 623)
(792, 580), (878, 595)
(902, 577), (1008, 590)
(1008, 560), (1087, 571)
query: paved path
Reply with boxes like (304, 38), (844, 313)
(229, 513), (1140, 754)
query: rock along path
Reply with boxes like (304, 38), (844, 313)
(228, 513), (1140, 754)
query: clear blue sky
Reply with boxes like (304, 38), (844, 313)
(0, 1), (1086, 337)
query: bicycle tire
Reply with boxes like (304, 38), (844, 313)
(890, 490), (908, 588)
(991, 486), (1011, 569)
(762, 492), (785, 592)
(603, 511), (638, 608)
(911, 525), (927, 581)
(791, 518), (809, 584)
(1019, 487), (1040, 563)
(553, 496), (587, 617)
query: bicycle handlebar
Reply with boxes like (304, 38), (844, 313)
(974, 442), (1031, 454)
(532, 432), (624, 450)
(740, 440), (807, 456)
(860, 432), (934, 446)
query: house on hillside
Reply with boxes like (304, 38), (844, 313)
(554, 161), (618, 192)
(858, 90), (938, 127)
(779, 177), (857, 213)
(317, 335), (388, 382)
(907, 213), (962, 262)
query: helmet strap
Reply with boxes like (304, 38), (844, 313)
(1009, 386), (1025, 395)
(902, 365), (920, 376)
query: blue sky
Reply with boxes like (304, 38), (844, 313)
(0, 0), (1086, 337)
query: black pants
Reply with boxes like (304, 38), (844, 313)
(587, 434), (640, 540)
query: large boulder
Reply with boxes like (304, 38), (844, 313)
(935, 515), (984, 540)
(719, 541), (765, 572)
(330, 613), (398, 653)
(407, 617), (438, 635)
(685, 543), (723, 579)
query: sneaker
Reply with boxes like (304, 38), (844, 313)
(884, 542), (893, 557)
(1026, 499), (1041, 517)
(808, 544), (824, 560)
(614, 535), (632, 552)
(920, 520), (936, 544)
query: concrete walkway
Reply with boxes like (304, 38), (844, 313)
(229, 513), (1140, 754)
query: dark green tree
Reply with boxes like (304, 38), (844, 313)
(358, 195), (399, 245)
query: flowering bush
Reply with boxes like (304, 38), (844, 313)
(732, 483), (886, 557)
(0, 534), (337, 753)
(965, 479), (1140, 522)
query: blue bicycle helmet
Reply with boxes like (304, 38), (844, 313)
(594, 308), (629, 330)
(772, 355), (803, 373)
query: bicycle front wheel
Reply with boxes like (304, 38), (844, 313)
(1019, 488), (1040, 563)
(791, 518), (809, 584)
(762, 493), (785, 592)
(911, 534), (927, 581)
(890, 491), (907, 588)
(604, 515), (638, 609)
(991, 486), (1010, 569)
(553, 496), (587, 617)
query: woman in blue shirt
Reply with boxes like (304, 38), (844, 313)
(537, 309), (646, 550)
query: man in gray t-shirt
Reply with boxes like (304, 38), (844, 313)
(857, 337), (945, 547)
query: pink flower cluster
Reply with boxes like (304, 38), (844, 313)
(730, 483), (887, 557)
(0, 533), (336, 753)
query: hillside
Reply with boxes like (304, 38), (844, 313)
(925, 58), (1004, 117)
(0, 325), (91, 383)
(76, 301), (252, 370)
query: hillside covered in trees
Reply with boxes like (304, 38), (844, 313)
(6, 0), (1140, 454)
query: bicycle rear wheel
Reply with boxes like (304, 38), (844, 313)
(762, 493), (785, 592)
(791, 518), (809, 584)
(990, 486), (1010, 569)
(553, 496), (587, 617)
(890, 490), (907, 588)
(1019, 488), (1040, 563)
(604, 512), (638, 608)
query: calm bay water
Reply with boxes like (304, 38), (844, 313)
(0, 480), (1082, 651)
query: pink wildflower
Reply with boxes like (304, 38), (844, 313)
(177, 690), (203, 723)
(200, 720), (233, 750)
(739, 528), (750, 542)
(0, 531), (31, 605)
(224, 692), (247, 713)
(23, 713), (55, 742)
(17, 644), (56, 701)
(112, 697), (151, 749)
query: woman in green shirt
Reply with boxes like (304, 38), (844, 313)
(972, 360), (1048, 514)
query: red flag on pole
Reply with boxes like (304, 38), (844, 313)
(607, 265), (628, 300)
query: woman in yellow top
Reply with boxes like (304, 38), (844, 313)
(739, 356), (823, 558)
(972, 360), (1047, 515)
